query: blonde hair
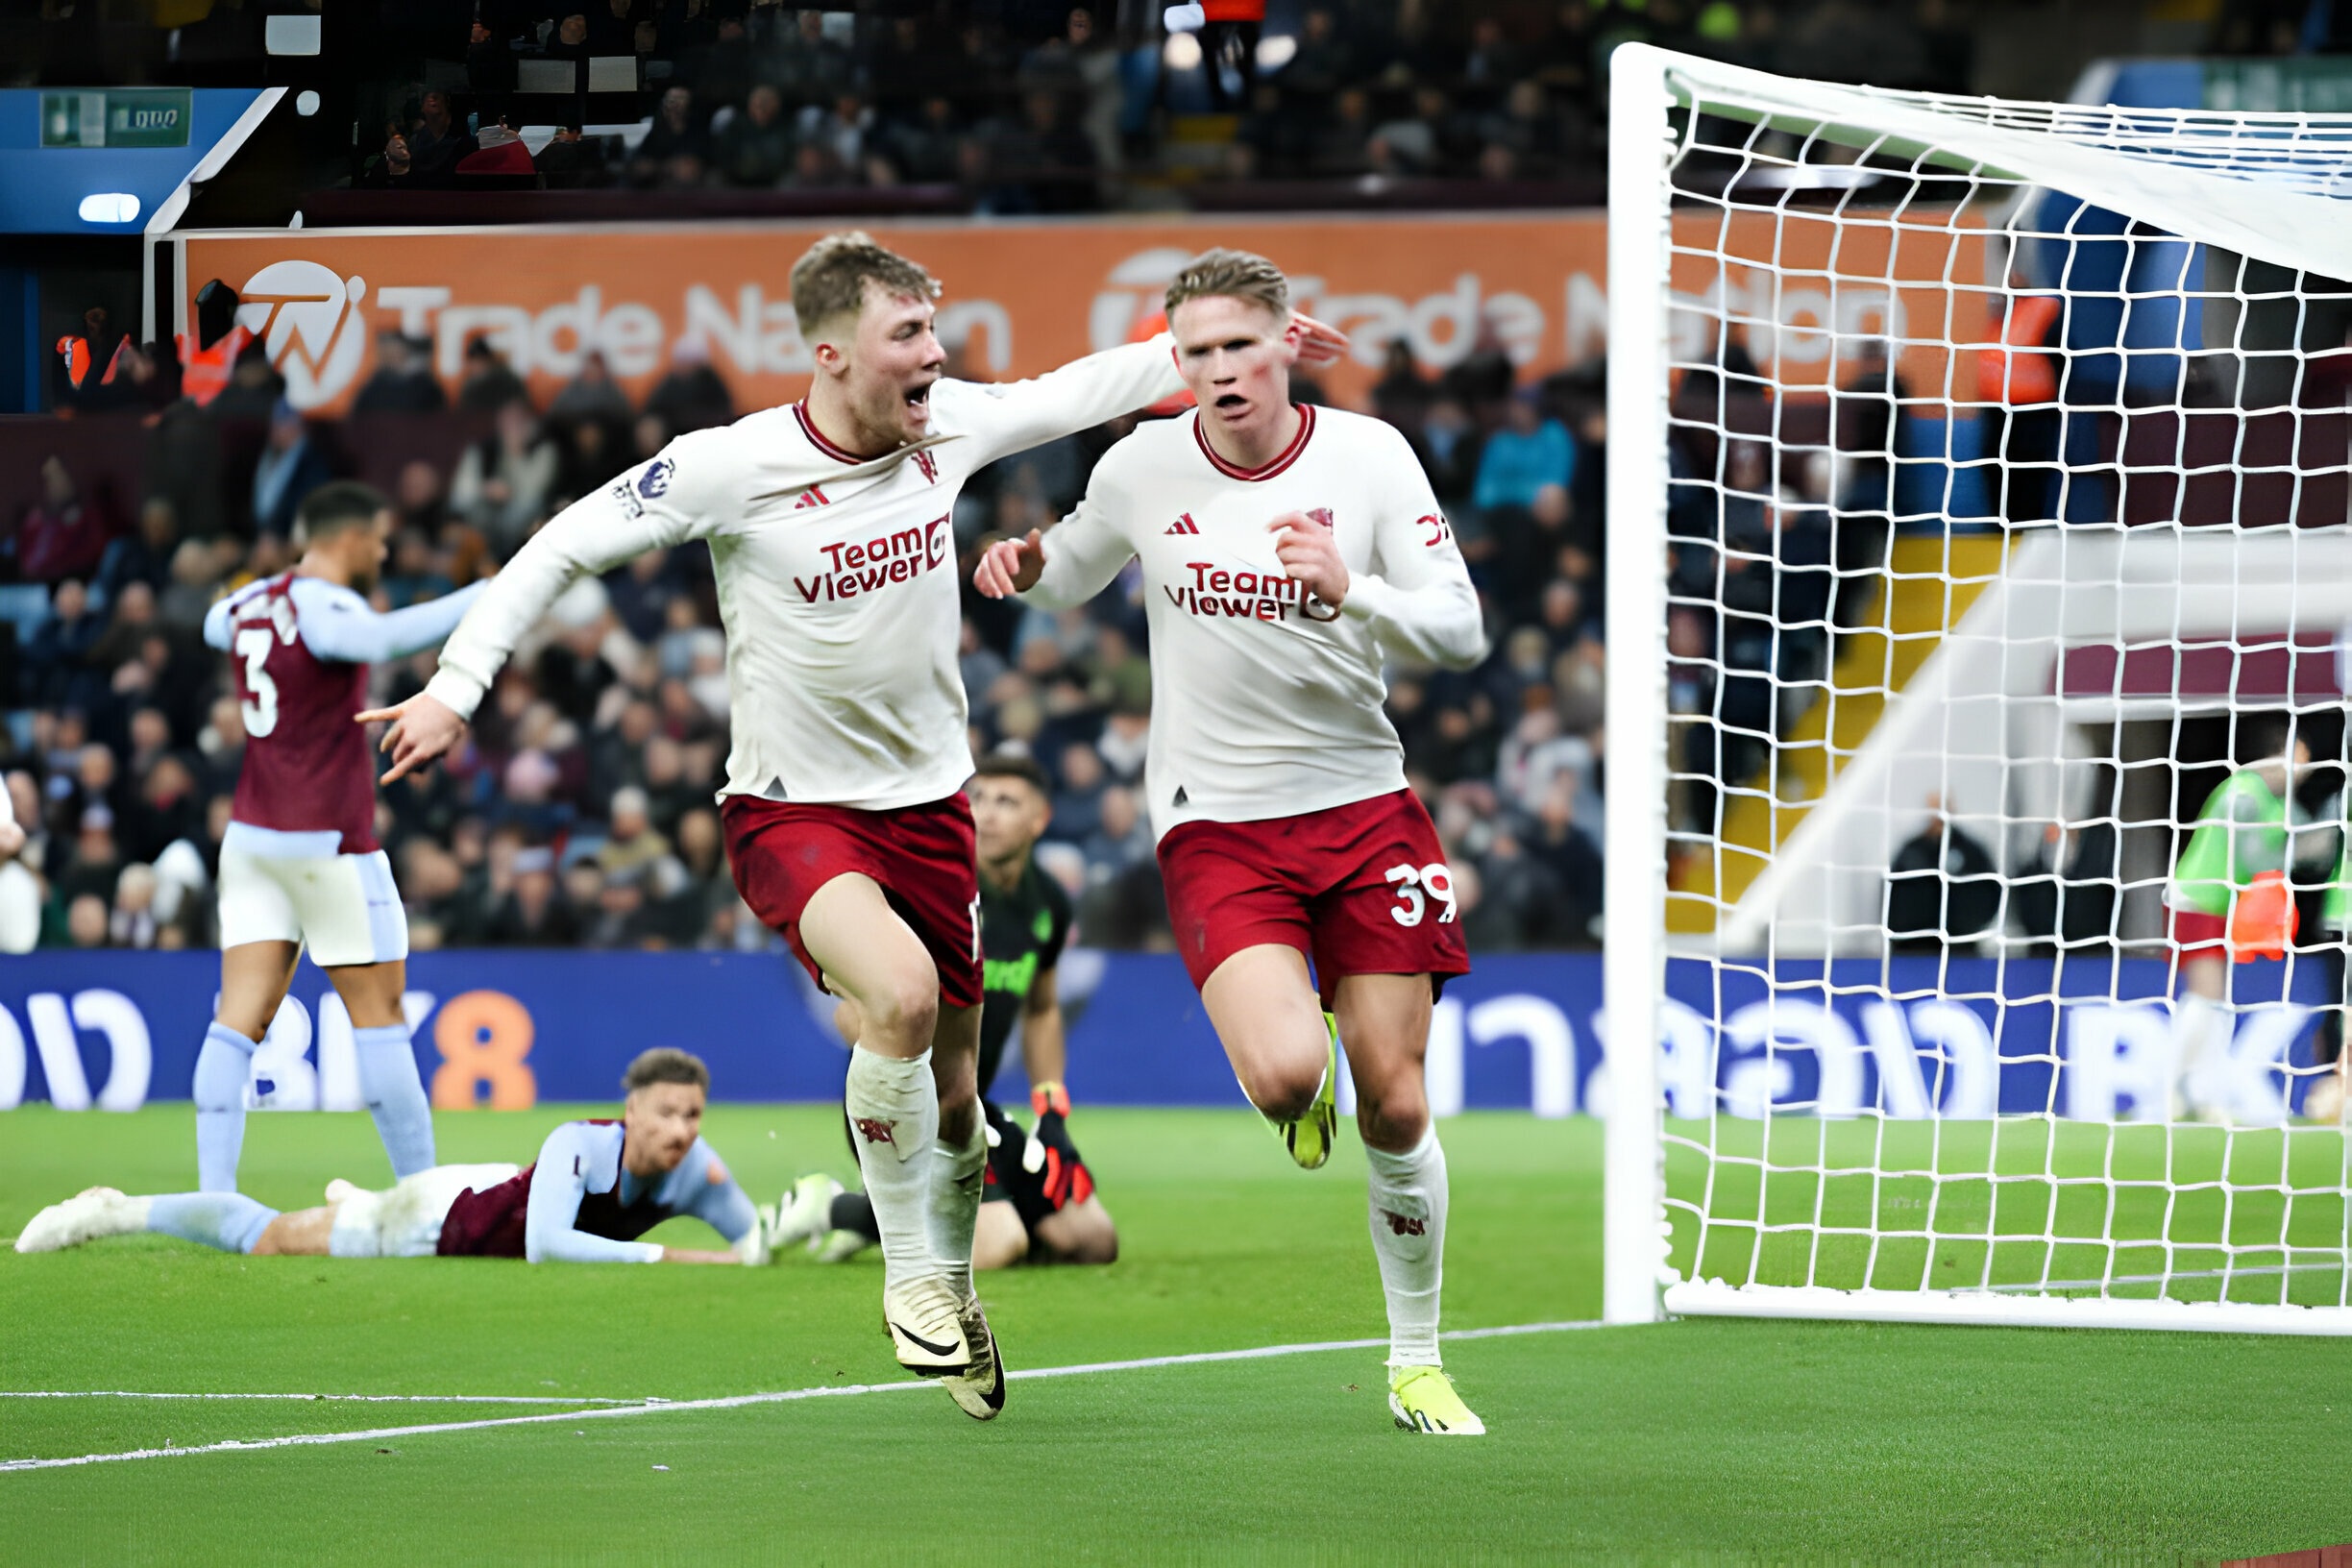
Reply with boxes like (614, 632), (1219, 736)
(1164, 247), (1289, 322)
(790, 231), (941, 339)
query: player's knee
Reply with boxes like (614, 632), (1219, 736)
(1355, 1076), (1430, 1149)
(1243, 1058), (1327, 1122)
(861, 972), (940, 1044)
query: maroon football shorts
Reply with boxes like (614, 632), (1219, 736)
(1157, 788), (1471, 1007)
(721, 793), (984, 1010)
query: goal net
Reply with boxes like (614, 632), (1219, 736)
(1602, 44), (2352, 1334)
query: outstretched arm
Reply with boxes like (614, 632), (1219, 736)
(670, 1139), (762, 1252)
(289, 577), (491, 664)
(361, 442), (723, 782)
(524, 1125), (666, 1263)
(956, 313), (1348, 468)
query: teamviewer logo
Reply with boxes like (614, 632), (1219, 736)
(233, 259), (371, 410)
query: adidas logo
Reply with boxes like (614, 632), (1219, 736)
(1164, 513), (1199, 535)
(794, 485), (829, 509)
(1172, 786), (1188, 807)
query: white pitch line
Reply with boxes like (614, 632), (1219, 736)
(0, 1392), (649, 1406)
(0, 1319), (1604, 1475)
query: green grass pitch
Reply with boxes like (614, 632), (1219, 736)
(4, 1104), (2348, 1563)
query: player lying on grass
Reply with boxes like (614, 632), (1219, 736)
(357, 229), (1342, 1421)
(15, 1049), (762, 1265)
(975, 249), (1489, 1434)
(778, 753), (1117, 1269)
(194, 480), (487, 1196)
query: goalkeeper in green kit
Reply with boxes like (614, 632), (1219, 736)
(2165, 717), (2317, 1121)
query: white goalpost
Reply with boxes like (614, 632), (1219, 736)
(1603, 43), (2352, 1334)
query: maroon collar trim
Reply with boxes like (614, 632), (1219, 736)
(1193, 404), (1315, 482)
(793, 401), (869, 465)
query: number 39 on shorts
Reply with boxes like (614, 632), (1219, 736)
(1384, 862), (1457, 926)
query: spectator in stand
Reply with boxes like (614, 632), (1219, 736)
(1308, 85), (1380, 177)
(1885, 795), (2001, 953)
(587, 0), (636, 55)
(451, 400), (560, 557)
(352, 332), (449, 414)
(537, 127), (616, 190)
(771, 8), (853, 110)
(1049, 739), (1109, 844)
(92, 499), (181, 611)
(405, 88), (476, 184)
(547, 10), (594, 61)
(1082, 783), (1154, 879)
(249, 403), (331, 538)
(1474, 391), (1578, 516)
(17, 457), (111, 585)
(594, 785), (671, 881)
(800, 92), (875, 177)
(547, 351), (635, 436)
(64, 891), (109, 949)
(455, 335), (530, 413)
(628, 85), (710, 187)
(482, 845), (577, 945)
(23, 579), (105, 712)
(644, 341), (733, 433)
(457, 115), (535, 177)
(711, 83), (795, 188)
(884, 94), (966, 184)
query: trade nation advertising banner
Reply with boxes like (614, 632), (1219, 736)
(171, 208), (1982, 419)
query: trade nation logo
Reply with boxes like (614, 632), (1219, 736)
(233, 258), (370, 411)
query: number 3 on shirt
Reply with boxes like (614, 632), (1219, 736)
(234, 625), (280, 738)
(1384, 861), (1457, 926)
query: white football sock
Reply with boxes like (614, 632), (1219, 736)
(844, 1045), (939, 1286)
(2174, 993), (2229, 1116)
(1365, 1126), (1448, 1368)
(929, 1116), (987, 1302)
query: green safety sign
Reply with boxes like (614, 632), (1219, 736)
(40, 88), (193, 149)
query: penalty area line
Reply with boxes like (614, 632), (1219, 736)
(0, 1319), (1603, 1474)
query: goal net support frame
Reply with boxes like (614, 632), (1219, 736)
(1601, 43), (2352, 1334)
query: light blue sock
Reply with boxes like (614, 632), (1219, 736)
(147, 1191), (279, 1255)
(192, 1021), (259, 1192)
(355, 1023), (435, 1178)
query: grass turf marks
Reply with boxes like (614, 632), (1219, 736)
(5, 1105), (2348, 1560)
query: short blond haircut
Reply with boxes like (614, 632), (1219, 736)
(790, 231), (941, 339)
(1164, 247), (1289, 322)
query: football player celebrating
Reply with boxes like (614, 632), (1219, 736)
(779, 752), (1116, 1268)
(195, 481), (486, 1196)
(358, 232), (1342, 1420)
(975, 249), (1489, 1434)
(17, 1050), (761, 1264)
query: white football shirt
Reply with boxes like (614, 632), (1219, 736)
(424, 340), (1182, 811)
(1021, 404), (1484, 840)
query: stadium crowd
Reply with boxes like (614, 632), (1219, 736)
(3, 318), (1621, 955)
(3, 0), (2003, 958)
(339, 0), (1979, 202)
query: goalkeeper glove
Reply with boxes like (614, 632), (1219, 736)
(1031, 1080), (1070, 1119)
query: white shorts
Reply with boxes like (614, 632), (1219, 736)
(218, 825), (407, 968)
(327, 1164), (521, 1259)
